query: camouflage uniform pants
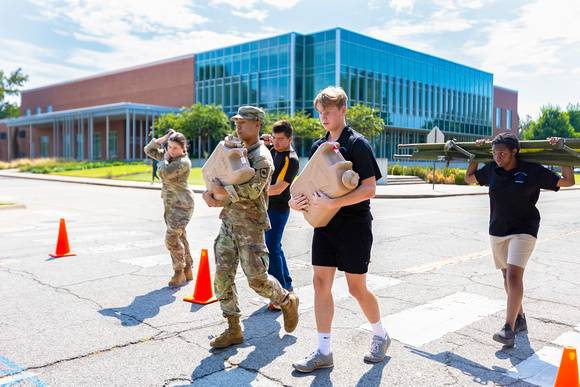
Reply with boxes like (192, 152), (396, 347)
(164, 206), (194, 271)
(214, 222), (289, 317)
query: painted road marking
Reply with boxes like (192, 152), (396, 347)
(402, 228), (580, 274)
(0, 371), (43, 386)
(34, 230), (155, 245)
(506, 325), (580, 386)
(120, 254), (171, 268)
(83, 239), (163, 254)
(361, 292), (504, 347)
(0, 355), (44, 386)
(253, 274), (402, 312)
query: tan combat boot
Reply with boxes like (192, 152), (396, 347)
(168, 270), (186, 287)
(184, 265), (193, 281)
(280, 293), (299, 333)
(210, 316), (244, 348)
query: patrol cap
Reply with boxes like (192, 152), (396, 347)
(231, 105), (265, 122)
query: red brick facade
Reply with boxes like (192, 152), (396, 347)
(20, 55), (195, 114)
(493, 86), (518, 137)
(0, 55), (194, 161)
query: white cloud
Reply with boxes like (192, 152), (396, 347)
(210, 0), (301, 11)
(262, 0), (301, 9)
(389, 0), (415, 13)
(209, 0), (258, 10)
(0, 38), (88, 92)
(31, 0), (208, 35)
(231, 9), (269, 22)
(12, 0), (281, 89)
(463, 0), (580, 78)
(462, 0), (580, 116)
(365, 5), (472, 52)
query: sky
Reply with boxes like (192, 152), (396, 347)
(1, 0), (579, 119)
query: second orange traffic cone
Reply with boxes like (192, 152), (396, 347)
(49, 218), (76, 258)
(183, 249), (217, 305)
(554, 346), (579, 387)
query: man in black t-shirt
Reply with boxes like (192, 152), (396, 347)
(465, 132), (575, 347)
(262, 120), (300, 307)
(290, 87), (389, 373)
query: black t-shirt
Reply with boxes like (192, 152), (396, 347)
(269, 148), (300, 211)
(475, 160), (560, 238)
(310, 126), (382, 223)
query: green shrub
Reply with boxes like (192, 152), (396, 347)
(388, 163), (467, 185)
(20, 160), (143, 174)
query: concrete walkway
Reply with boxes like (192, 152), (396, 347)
(1, 168), (577, 199)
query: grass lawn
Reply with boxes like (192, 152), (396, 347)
(0, 202), (15, 206)
(52, 164), (205, 185)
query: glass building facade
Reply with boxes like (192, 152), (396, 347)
(195, 28), (494, 158)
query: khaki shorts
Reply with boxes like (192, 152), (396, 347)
(490, 234), (537, 269)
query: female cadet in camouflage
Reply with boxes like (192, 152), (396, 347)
(202, 106), (299, 349)
(144, 130), (195, 287)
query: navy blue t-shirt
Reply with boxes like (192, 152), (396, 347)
(269, 148), (299, 211)
(475, 160), (560, 237)
(310, 126), (382, 223)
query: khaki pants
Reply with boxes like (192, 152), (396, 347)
(490, 234), (537, 269)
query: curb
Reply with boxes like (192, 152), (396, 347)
(1, 171), (578, 199)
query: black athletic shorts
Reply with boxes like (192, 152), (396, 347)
(312, 216), (373, 274)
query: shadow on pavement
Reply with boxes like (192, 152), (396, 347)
(99, 287), (179, 326)
(187, 306), (296, 385)
(408, 333), (535, 386)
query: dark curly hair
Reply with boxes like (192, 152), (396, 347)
(492, 132), (520, 156)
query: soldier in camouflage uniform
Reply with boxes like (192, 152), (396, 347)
(202, 106), (299, 349)
(144, 130), (195, 287)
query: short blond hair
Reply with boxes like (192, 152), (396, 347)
(314, 86), (348, 110)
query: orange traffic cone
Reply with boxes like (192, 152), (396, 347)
(183, 249), (217, 305)
(49, 218), (76, 258)
(554, 346), (579, 387)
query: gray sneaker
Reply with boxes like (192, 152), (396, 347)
(364, 334), (391, 363)
(292, 350), (334, 373)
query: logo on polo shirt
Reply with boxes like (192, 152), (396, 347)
(514, 171), (527, 184)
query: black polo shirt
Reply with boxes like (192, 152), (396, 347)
(269, 148), (299, 212)
(475, 160), (560, 238)
(310, 126), (382, 223)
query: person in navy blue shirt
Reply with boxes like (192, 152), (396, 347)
(465, 132), (575, 347)
(262, 120), (300, 308)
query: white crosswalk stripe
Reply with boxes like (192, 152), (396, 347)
(360, 292), (504, 347)
(506, 325), (580, 386)
(253, 274), (402, 311)
(120, 254), (170, 268)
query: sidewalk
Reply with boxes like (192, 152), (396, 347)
(1, 169), (577, 199)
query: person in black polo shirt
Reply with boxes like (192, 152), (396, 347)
(262, 120), (299, 309)
(465, 132), (575, 347)
(290, 86), (389, 373)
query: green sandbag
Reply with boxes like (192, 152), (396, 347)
(398, 138), (580, 152)
(396, 138), (580, 166)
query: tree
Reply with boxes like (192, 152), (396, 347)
(518, 114), (533, 139)
(1, 68), (28, 158)
(263, 110), (324, 140)
(566, 103), (580, 134)
(522, 105), (575, 140)
(0, 68), (28, 120)
(346, 104), (385, 139)
(155, 103), (230, 157)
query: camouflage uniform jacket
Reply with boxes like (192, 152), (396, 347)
(144, 139), (194, 209)
(220, 140), (274, 229)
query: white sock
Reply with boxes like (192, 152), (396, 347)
(370, 321), (388, 338)
(317, 333), (331, 355)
